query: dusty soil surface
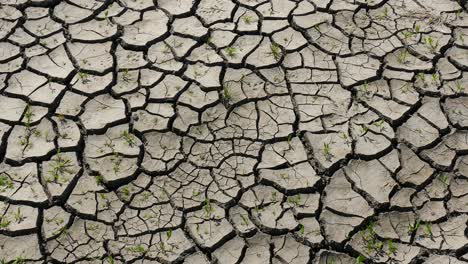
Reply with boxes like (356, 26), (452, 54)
(0, 0), (467, 263)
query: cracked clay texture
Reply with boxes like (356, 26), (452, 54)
(0, 0), (468, 263)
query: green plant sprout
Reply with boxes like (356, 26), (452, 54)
(431, 73), (438, 83)
(166, 229), (172, 239)
(128, 244), (146, 255)
(408, 219), (421, 234)
(454, 80), (464, 93)
(402, 30), (413, 42)
(379, 6), (389, 19)
(121, 130), (136, 147)
(418, 72), (425, 82)
(14, 208), (23, 222)
(222, 83), (233, 105)
(78, 71), (90, 84)
(269, 43), (282, 61)
(111, 153), (122, 174)
(106, 256), (114, 264)
(203, 198), (214, 217)
(397, 49), (408, 64)
(225, 47), (237, 58)
(322, 142), (332, 161)
(356, 255), (366, 264)
(424, 223), (433, 237)
(360, 125), (369, 136)
(298, 223), (305, 235)
(121, 68), (132, 83)
(372, 119), (385, 132)
(271, 191), (277, 202)
(0, 174), (13, 192)
(47, 154), (74, 183)
(287, 194), (301, 206)
(13, 256), (25, 264)
(439, 174), (448, 190)
(95, 174), (104, 185)
(424, 36), (439, 52)
(243, 15), (253, 24)
(387, 239), (397, 255)
(360, 221), (384, 254)
(0, 216), (10, 228)
(24, 104), (33, 129)
(240, 214), (249, 226)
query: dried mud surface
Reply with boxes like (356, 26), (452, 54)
(0, 0), (468, 263)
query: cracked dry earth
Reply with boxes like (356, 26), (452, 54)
(1, 0), (468, 263)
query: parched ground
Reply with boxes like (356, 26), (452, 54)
(0, 0), (467, 263)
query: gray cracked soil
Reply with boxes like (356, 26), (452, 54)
(0, 0), (468, 263)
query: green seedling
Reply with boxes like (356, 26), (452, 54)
(14, 208), (23, 222)
(240, 214), (249, 226)
(243, 15), (253, 24)
(414, 24), (421, 34)
(356, 255), (366, 264)
(121, 187), (130, 199)
(424, 223), (433, 237)
(24, 104), (33, 129)
(0, 217), (10, 228)
(225, 47), (237, 58)
(360, 221), (384, 254)
(360, 125), (369, 136)
(78, 71), (90, 84)
(203, 198), (214, 217)
(140, 191), (151, 201)
(387, 239), (397, 255)
(95, 175), (104, 185)
(372, 119), (385, 132)
(380, 6), (389, 19)
(439, 174), (448, 190)
(222, 83), (233, 104)
(269, 43), (282, 61)
(424, 36), (439, 52)
(454, 80), (464, 93)
(271, 191), (277, 202)
(287, 194), (301, 206)
(166, 229), (172, 239)
(0, 174), (13, 191)
(48, 154), (74, 183)
(418, 72), (425, 82)
(159, 241), (167, 255)
(358, 81), (372, 99)
(398, 49), (408, 64)
(111, 153), (122, 174)
(106, 256), (115, 264)
(121, 130), (136, 147)
(322, 142), (332, 161)
(287, 134), (294, 148)
(13, 257), (25, 264)
(431, 73), (438, 83)
(129, 244), (146, 254)
(402, 30), (413, 42)
(121, 68), (132, 83)
(298, 223), (305, 235)
(408, 219), (421, 234)
(34, 129), (42, 138)
(362, 81), (369, 92)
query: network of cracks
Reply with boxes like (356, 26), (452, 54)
(0, 0), (468, 263)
